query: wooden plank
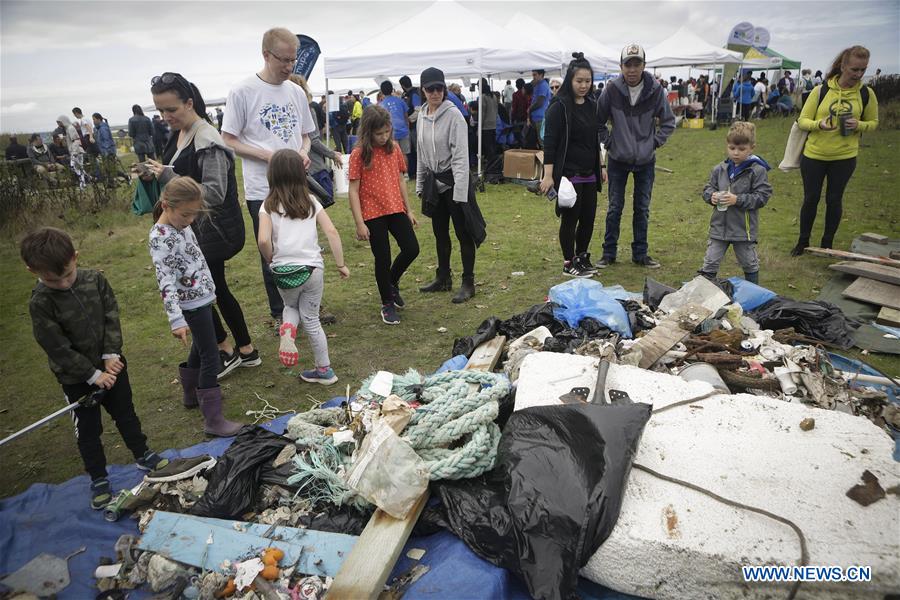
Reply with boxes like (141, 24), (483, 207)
(138, 511), (357, 576)
(464, 335), (507, 371)
(629, 304), (712, 369)
(829, 261), (900, 286)
(842, 277), (900, 310)
(876, 307), (900, 328)
(805, 247), (900, 267)
(327, 338), (506, 600)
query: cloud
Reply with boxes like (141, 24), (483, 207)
(0, 102), (37, 114)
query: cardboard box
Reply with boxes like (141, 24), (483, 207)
(503, 149), (543, 180)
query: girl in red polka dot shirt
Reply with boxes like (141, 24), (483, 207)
(348, 105), (420, 325)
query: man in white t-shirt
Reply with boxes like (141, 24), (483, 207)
(222, 27), (316, 323)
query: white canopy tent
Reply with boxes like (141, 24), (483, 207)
(557, 25), (620, 73)
(324, 2), (560, 80)
(646, 28), (744, 68)
(502, 14), (620, 75)
(323, 1), (560, 176)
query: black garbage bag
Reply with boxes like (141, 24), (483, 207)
(643, 277), (676, 311)
(190, 426), (291, 519)
(296, 505), (374, 536)
(452, 316), (500, 358)
(498, 302), (565, 339)
(436, 402), (652, 600)
(542, 317), (613, 353)
(452, 303), (565, 358)
(749, 296), (859, 349)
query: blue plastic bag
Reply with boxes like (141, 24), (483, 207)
(728, 277), (777, 311)
(549, 279), (632, 338)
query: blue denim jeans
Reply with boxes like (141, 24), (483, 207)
(602, 157), (655, 261)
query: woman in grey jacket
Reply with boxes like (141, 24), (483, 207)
(415, 67), (477, 303)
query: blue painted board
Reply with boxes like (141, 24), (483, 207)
(138, 511), (357, 577)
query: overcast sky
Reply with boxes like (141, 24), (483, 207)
(1, 0), (897, 133)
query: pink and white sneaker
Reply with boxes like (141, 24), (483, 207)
(279, 322), (299, 367)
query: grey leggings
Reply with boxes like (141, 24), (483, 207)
(277, 267), (330, 367)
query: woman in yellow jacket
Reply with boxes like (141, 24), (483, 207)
(791, 45), (878, 256)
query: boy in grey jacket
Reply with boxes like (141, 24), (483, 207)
(699, 122), (772, 284)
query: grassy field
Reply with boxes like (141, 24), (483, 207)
(1, 117), (898, 498)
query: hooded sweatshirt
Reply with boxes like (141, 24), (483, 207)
(416, 99), (470, 204)
(702, 155), (772, 242)
(597, 71), (675, 166)
(798, 75), (879, 161)
(56, 115), (83, 154)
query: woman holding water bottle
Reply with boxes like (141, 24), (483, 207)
(791, 45), (879, 256)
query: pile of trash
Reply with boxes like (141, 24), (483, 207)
(72, 275), (897, 600)
(458, 276), (898, 433)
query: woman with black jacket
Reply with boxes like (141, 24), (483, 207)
(144, 72), (259, 381)
(539, 53), (606, 277)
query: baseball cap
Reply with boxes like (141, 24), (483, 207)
(621, 43), (646, 64)
(420, 67), (446, 89)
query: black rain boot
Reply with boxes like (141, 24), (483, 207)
(744, 271), (759, 284)
(420, 269), (452, 293)
(790, 238), (809, 257)
(452, 276), (476, 304)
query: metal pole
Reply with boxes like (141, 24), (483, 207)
(477, 74), (484, 180)
(325, 77), (331, 147)
(0, 402), (81, 448)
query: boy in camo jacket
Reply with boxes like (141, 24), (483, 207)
(22, 227), (167, 510)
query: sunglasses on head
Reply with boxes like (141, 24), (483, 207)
(424, 84), (445, 93)
(151, 72), (193, 97)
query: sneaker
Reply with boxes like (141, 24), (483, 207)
(90, 477), (112, 510)
(279, 323), (299, 367)
(300, 366), (339, 385)
(391, 285), (405, 308)
(574, 253), (598, 275)
(144, 455), (217, 483)
(595, 256), (615, 269)
(272, 317), (283, 337)
(136, 450), (169, 472)
(381, 303), (400, 325)
(217, 350), (241, 380)
(790, 244), (806, 257)
(632, 255), (661, 269)
(563, 261), (593, 278)
(238, 348), (262, 367)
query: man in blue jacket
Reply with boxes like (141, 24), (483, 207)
(596, 43), (675, 269)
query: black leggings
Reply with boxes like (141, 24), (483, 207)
(366, 212), (420, 304)
(798, 155), (857, 247)
(207, 258), (252, 348)
(558, 182), (598, 260)
(183, 304), (220, 389)
(431, 189), (476, 278)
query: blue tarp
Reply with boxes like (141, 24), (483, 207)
(0, 355), (638, 599)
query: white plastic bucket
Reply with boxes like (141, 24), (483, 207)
(678, 362), (729, 393)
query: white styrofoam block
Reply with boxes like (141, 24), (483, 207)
(515, 353), (900, 599)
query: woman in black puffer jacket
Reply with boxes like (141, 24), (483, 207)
(144, 72), (259, 378)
